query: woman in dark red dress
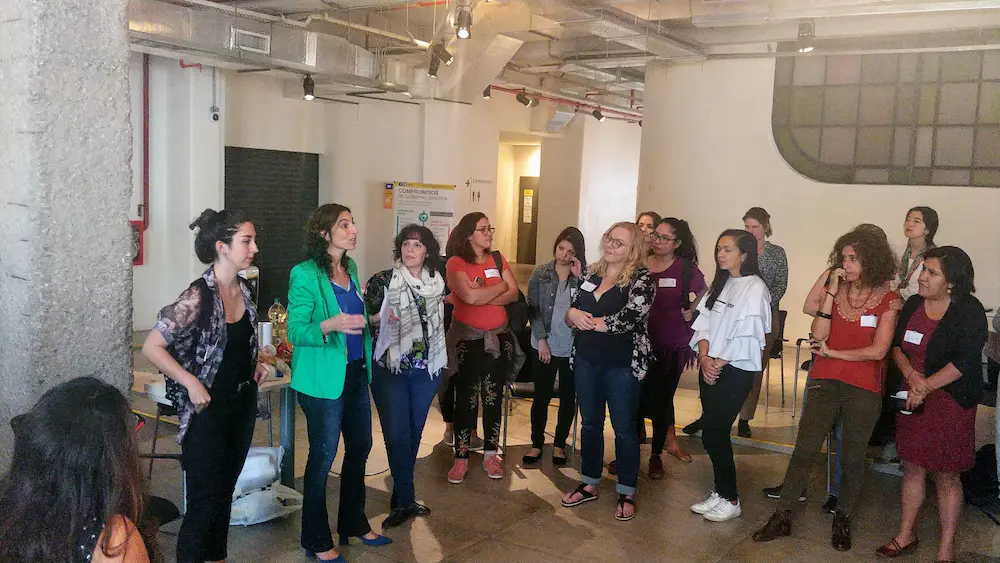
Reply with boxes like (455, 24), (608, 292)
(876, 246), (987, 563)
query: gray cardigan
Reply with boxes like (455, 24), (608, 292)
(526, 261), (581, 343)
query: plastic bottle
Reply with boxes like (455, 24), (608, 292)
(267, 298), (288, 343)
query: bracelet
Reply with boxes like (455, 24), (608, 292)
(816, 311), (833, 320)
(826, 291), (836, 298)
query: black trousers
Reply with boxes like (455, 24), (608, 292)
(453, 338), (505, 458)
(530, 353), (575, 449)
(177, 382), (257, 563)
(699, 365), (753, 502)
(640, 350), (686, 455)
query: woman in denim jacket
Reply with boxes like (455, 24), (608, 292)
(522, 227), (586, 467)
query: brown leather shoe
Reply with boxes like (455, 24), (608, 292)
(648, 455), (664, 479)
(752, 509), (792, 542)
(832, 512), (852, 551)
(875, 537), (919, 558)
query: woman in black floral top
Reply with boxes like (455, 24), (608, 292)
(560, 221), (654, 522)
(364, 225), (447, 530)
(142, 208), (268, 563)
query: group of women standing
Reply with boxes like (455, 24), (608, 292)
(118, 197), (986, 563)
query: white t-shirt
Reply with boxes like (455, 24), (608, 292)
(689, 275), (772, 372)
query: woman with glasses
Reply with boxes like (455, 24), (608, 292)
(561, 222), (654, 522)
(444, 213), (523, 484)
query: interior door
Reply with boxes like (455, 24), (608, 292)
(516, 176), (540, 265)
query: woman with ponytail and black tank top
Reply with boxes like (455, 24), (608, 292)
(143, 209), (269, 563)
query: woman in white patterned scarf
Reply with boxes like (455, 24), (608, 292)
(364, 225), (447, 529)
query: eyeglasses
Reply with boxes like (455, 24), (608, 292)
(476, 227), (496, 235)
(603, 234), (627, 250)
(650, 234), (678, 244)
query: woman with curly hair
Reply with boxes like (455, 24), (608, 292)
(0, 377), (154, 563)
(364, 225), (447, 528)
(754, 228), (902, 552)
(560, 221), (654, 522)
(287, 204), (391, 562)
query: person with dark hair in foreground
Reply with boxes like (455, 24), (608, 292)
(877, 246), (986, 563)
(0, 377), (154, 563)
(288, 204), (391, 562)
(688, 229), (771, 524)
(754, 228), (901, 552)
(143, 208), (267, 563)
(364, 224), (447, 528)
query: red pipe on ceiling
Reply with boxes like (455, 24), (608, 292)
(490, 85), (642, 120)
(142, 53), (150, 232)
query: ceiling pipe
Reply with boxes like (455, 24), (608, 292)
(490, 85), (642, 119)
(301, 13), (430, 48)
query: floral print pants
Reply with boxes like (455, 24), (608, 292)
(452, 337), (510, 458)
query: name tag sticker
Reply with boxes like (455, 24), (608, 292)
(659, 278), (678, 288)
(580, 281), (597, 293)
(903, 330), (924, 345)
(484, 268), (500, 279)
(860, 314), (878, 328)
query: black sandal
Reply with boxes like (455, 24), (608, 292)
(561, 484), (598, 508)
(615, 494), (636, 521)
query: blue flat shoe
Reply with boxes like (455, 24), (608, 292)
(340, 534), (393, 547)
(304, 550), (346, 562)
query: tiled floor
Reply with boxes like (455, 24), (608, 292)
(133, 350), (1000, 563)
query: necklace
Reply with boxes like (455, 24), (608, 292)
(846, 284), (873, 310)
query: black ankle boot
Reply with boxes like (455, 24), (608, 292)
(832, 511), (851, 551)
(752, 509), (792, 542)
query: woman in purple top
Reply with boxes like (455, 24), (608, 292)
(643, 218), (707, 476)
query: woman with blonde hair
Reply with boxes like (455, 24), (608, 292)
(560, 221), (654, 522)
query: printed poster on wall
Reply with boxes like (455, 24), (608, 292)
(392, 182), (456, 246)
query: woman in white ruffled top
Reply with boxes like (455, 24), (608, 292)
(688, 229), (772, 524)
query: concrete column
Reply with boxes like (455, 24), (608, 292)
(0, 0), (133, 463)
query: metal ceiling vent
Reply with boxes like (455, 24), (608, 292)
(231, 27), (271, 55)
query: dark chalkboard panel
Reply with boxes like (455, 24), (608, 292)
(225, 147), (319, 312)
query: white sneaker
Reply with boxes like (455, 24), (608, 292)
(703, 499), (742, 522)
(691, 492), (723, 515)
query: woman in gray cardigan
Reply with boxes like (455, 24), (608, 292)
(522, 227), (586, 466)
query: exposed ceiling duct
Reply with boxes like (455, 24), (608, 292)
(127, 0), (410, 90)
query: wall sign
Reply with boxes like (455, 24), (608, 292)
(392, 182), (456, 245)
(522, 189), (533, 223)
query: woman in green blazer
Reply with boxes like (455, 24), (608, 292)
(288, 203), (390, 562)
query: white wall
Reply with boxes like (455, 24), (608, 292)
(537, 118), (585, 262)
(226, 73), (325, 154)
(638, 59), (1000, 339)
(496, 144), (541, 260)
(578, 118), (641, 263)
(131, 55), (225, 330)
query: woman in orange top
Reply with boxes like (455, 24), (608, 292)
(754, 228), (901, 552)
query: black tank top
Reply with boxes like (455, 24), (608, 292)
(211, 311), (253, 400)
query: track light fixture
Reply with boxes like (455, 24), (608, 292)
(303, 74), (315, 101)
(482, 85), (492, 100)
(592, 108), (606, 122)
(428, 55), (441, 79)
(432, 42), (454, 66)
(797, 20), (815, 53)
(515, 89), (535, 107)
(456, 7), (472, 39)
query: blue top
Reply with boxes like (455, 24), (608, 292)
(332, 279), (365, 362)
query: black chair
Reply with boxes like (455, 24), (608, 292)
(763, 310), (788, 413)
(147, 402), (179, 479)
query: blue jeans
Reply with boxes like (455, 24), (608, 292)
(298, 360), (373, 553)
(804, 375), (844, 496)
(575, 355), (641, 495)
(370, 364), (439, 509)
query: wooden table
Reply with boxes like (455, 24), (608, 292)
(132, 371), (298, 487)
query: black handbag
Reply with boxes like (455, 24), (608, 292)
(491, 251), (529, 332)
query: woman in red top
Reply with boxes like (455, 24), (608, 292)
(754, 228), (901, 552)
(877, 247), (987, 563)
(443, 213), (522, 484)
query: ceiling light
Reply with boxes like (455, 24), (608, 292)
(516, 89), (535, 107)
(432, 42), (454, 66)
(303, 74), (315, 101)
(592, 108), (606, 122)
(428, 55), (440, 79)
(797, 20), (815, 53)
(482, 85), (492, 100)
(456, 7), (472, 40)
